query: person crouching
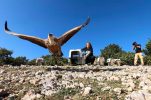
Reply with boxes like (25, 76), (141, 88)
(82, 42), (95, 64)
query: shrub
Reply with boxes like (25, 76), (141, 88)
(42, 55), (68, 66)
(144, 56), (151, 65)
(12, 56), (28, 66)
(119, 52), (135, 65)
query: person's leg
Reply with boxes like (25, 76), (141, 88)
(85, 56), (93, 64)
(85, 57), (89, 64)
(138, 53), (144, 66)
(91, 56), (95, 64)
(134, 53), (138, 66)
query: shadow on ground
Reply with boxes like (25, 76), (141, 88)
(46, 66), (123, 73)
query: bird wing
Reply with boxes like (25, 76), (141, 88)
(58, 17), (90, 46)
(4, 21), (47, 49)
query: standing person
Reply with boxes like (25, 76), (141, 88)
(82, 42), (95, 64)
(132, 42), (144, 66)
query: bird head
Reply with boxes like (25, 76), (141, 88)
(48, 33), (54, 39)
(48, 33), (53, 37)
(48, 33), (55, 44)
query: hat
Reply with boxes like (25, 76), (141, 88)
(132, 42), (137, 45)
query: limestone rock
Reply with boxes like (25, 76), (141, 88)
(113, 88), (122, 95)
(125, 90), (151, 100)
(83, 87), (92, 96)
(21, 90), (38, 100)
(29, 79), (40, 85)
(79, 83), (84, 88)
(102, 86), (111, 91)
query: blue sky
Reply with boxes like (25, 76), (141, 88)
(0, 0), (151, 59)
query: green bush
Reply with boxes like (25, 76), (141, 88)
(144, 56), (151, 65)
(42, 55), (68, 66)
(119, 52), (135, 65)
(143, 39), (151, 65)
(12, 56), (28, 66)
(28, 59), (36, 65)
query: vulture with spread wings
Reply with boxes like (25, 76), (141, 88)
(4, 18), (90, 57)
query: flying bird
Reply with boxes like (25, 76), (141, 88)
(4, 18), (90, 57)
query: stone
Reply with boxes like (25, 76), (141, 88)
(78, 73), (85, 78)
(96, 96), (102, 100)
(0, 69), (5, 74)
(21, 90), (37, 100)
(109, 76), (120, 81)
(66, 84), (75, 88)
(79, 83), (84, 88)
(19, 78), (25, 83)
(3, 65), (12, 67)
(102, 86), (111, 91)
(132, 73), (141, 79)
(72, 94), (80, 100)
(125, 90), (151, 100)
(68, 75), (74, 80)
(83, 87), (92, 96)
(129, 82), (135, 89)
(36, 94), (42, 99)
(8, 94), (16, 100)
(21, 90), (42, 100)
(56, 75), (62, 80)
(29, 79), (40, 85)
(113, 88), (122, 95)
(35, 71), (44, 76)
(127, 87), (133, 92)
(107, 59), (121, 66)
(122, 80), (135, 89)
(44, 90), (57, 96)
(64, 96), (71, 100)
(94, 57), (105, 66)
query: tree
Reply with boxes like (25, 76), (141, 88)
(142, 39), (151, 65)
(0, 48), (13, 58)
(13, 56), (28, 66)
(100, 44), (124, 60)
(143, 39), (151, 55)
(0, 48), (13, 65)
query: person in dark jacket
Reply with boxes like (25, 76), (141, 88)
(132, 42), (144, 66)
(82, 42), (95, 64)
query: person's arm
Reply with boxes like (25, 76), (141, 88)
(83, 51), (91, 60)
(136, 45), (141, 48)
(133, 45), (136, 50)
(85, 51), (91, 58)
(81, 47), (85, 51)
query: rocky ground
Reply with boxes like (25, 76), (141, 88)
(0, 65), (151, 100)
